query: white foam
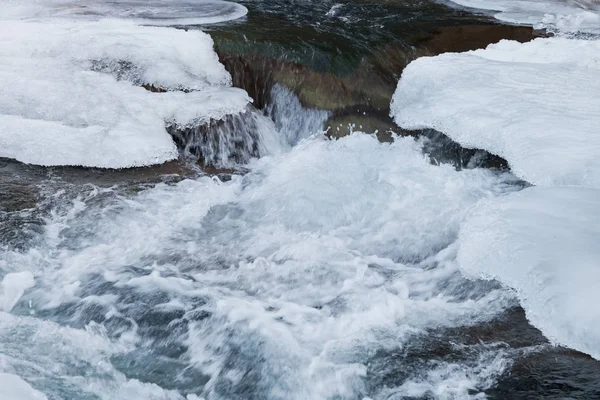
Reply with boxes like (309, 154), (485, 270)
(1, 0), (248, 25)
(1, 271), (35, 312)
(444, 0), (600, 33)
(1, 134), (519, 398)
(0, 372), (47, 400)
(458, 186), (600, 359)
(391, 37), (600, 187)
(0, 19), (251, 168)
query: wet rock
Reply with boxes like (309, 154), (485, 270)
(489, 348), (600, 399)
(217, 44), (408, 114)
(218, 53), (277, 110)
(417, 130), (511, 171)
(325, 114), (397, 142)
(411, 24), (547, 56)
(213, 16), (544, 144)
(141, 83), (168, 93)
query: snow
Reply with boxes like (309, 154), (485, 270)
(0, 372), (47, 400)
(458, 186), (600, 359)
(0, 19), (251, 168)
(391, 37), (600, 188)
(1, 271), (35, 312)
(1, 0), (248, 26)
(393, 35), (600, 359)
(444, 0), (600, 33)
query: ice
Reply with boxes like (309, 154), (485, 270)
(1, 0), (248, 26)
(0, 19), (251, 168)
(444, 0), (600, 33)
(391, 37), (600, 187)
(0, 134), (519, 398)
(458, 186), (600, 359)
(1, 271), (35, 312)
(0, 372), (48, 400)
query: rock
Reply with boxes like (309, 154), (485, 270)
(410, 24), (547, 56)
(214, 19), (545, 143)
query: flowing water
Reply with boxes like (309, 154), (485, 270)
(1, 1), (600, 399)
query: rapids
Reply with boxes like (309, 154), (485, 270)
(2, 0), (600, 399)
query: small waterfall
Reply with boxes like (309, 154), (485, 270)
(167, 107), (286, 168)
(167, 84), (330, 168)
(265, 84), (330, 146)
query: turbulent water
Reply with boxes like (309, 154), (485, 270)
(1, 129), (523, 400)
(2, 0), (600, 399)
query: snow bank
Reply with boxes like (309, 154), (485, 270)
(458, 186), (600, 359)
(0, 19), (250, 168)
(445, 0), (600, 33)
(391, 37), (600, 187)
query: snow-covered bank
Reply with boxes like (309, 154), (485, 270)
(392, 0), (600, 360)
(458, 186), (600, 359)
(444, 0), (600, 33)
(0, 2), (250, 168)
(391, 37), (600, 188)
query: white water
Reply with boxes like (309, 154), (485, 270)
(0, 133), (522, 399)
(265, 84), (330, 146)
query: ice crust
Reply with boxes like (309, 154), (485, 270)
(445, 0), (600, 33)
(392, 15), (600, 360)
(391, 37), (600, 188)
(0, 19), (251, 168)
(1, 0), (248, 26)
(458, 186), (600, 359)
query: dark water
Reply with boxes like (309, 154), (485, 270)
(209, 0), (495, 74)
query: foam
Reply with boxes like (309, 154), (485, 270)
(1, 0), (248, 26)
(391, 37), (600, 187)
(0, 19), (251, 168)
(0, 134), (519, 398)
(458, 186), (600, 359)
(445, 0), (600, 33)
